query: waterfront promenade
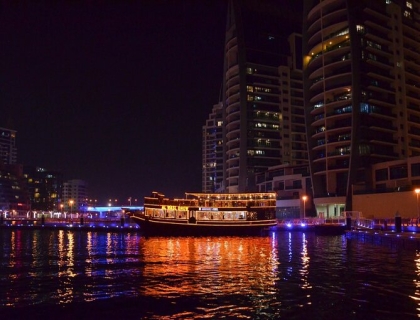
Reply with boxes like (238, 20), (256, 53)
(0, 216), (140, 232)
(3, 215), (420, 252)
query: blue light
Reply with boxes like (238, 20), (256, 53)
(286, 223), (292, 228)
(301, 223), (306, 227)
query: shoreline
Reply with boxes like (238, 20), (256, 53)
(0, 220), (141, 233)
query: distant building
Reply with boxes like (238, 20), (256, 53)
(0, 127), (17, 165)
(0, 163), (31, 213)
(0, 127), (29, 214)
(202, 102), (224, 192)
(62, 179), (88, 212)
(23, 166), (62, 211)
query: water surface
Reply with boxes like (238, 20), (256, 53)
(0, 229), (419, 319)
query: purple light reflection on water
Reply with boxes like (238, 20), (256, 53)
(0, 229), (419, 319)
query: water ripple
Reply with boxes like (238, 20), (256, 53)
(0, 229), (420, 319)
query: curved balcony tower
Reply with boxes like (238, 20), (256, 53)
(303, 0), (420, 209)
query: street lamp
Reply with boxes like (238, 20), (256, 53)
(302, 195), (307, 220)
(69, 200), (74, 216)
(415, 189), (420, 221)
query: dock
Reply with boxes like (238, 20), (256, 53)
(345, 229), (420, 251)
(3, 216), (420, 251)
(0, 217), (141, 233)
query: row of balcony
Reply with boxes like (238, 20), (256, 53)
(307, 3), (347, 40)
(307, 40), (351, 69)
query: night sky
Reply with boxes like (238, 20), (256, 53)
(1, 1), (227, 204)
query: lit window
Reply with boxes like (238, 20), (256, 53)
(314, 102), (324, 108)
(255, 123), (267, 128)
(247, 86), (254, 92)
(407, 1), (412, 9)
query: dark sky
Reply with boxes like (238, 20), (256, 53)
(1, 1), (226, 204)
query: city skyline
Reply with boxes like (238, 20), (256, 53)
(0, 1), (227, 202)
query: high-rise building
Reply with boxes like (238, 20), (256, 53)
(302, 0), (420, 212)
(0, 127), (17, 165)
(202, 102), (224, 193)
(279, 33), (307, 165)
(0, 127), (29, 213)
(221, 0), (303, 193)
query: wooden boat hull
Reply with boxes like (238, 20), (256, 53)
(130, 215), (276, 236)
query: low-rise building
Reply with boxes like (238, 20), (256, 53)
(62, 179), (88, 213)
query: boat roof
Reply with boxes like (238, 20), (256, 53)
(146, 191), (276, 202)
(184, 192), (276, 199)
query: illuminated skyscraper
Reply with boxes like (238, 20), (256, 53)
(221, 0), (303, 192)
(303, 0), (420, 211)
(0, 127), (17, 165)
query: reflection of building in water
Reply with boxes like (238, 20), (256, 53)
(300, 233), (310, 290)
(414, 252), (420, 307)
(139, 237), (279, 297)
(282, 232), (311, 296)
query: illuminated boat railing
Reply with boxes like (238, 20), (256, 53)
(142, 208), (275, 222)
(145, 192), (276, 208)
(144, 199), (275, 209)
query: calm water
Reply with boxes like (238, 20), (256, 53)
(0, 228), (419, 319)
